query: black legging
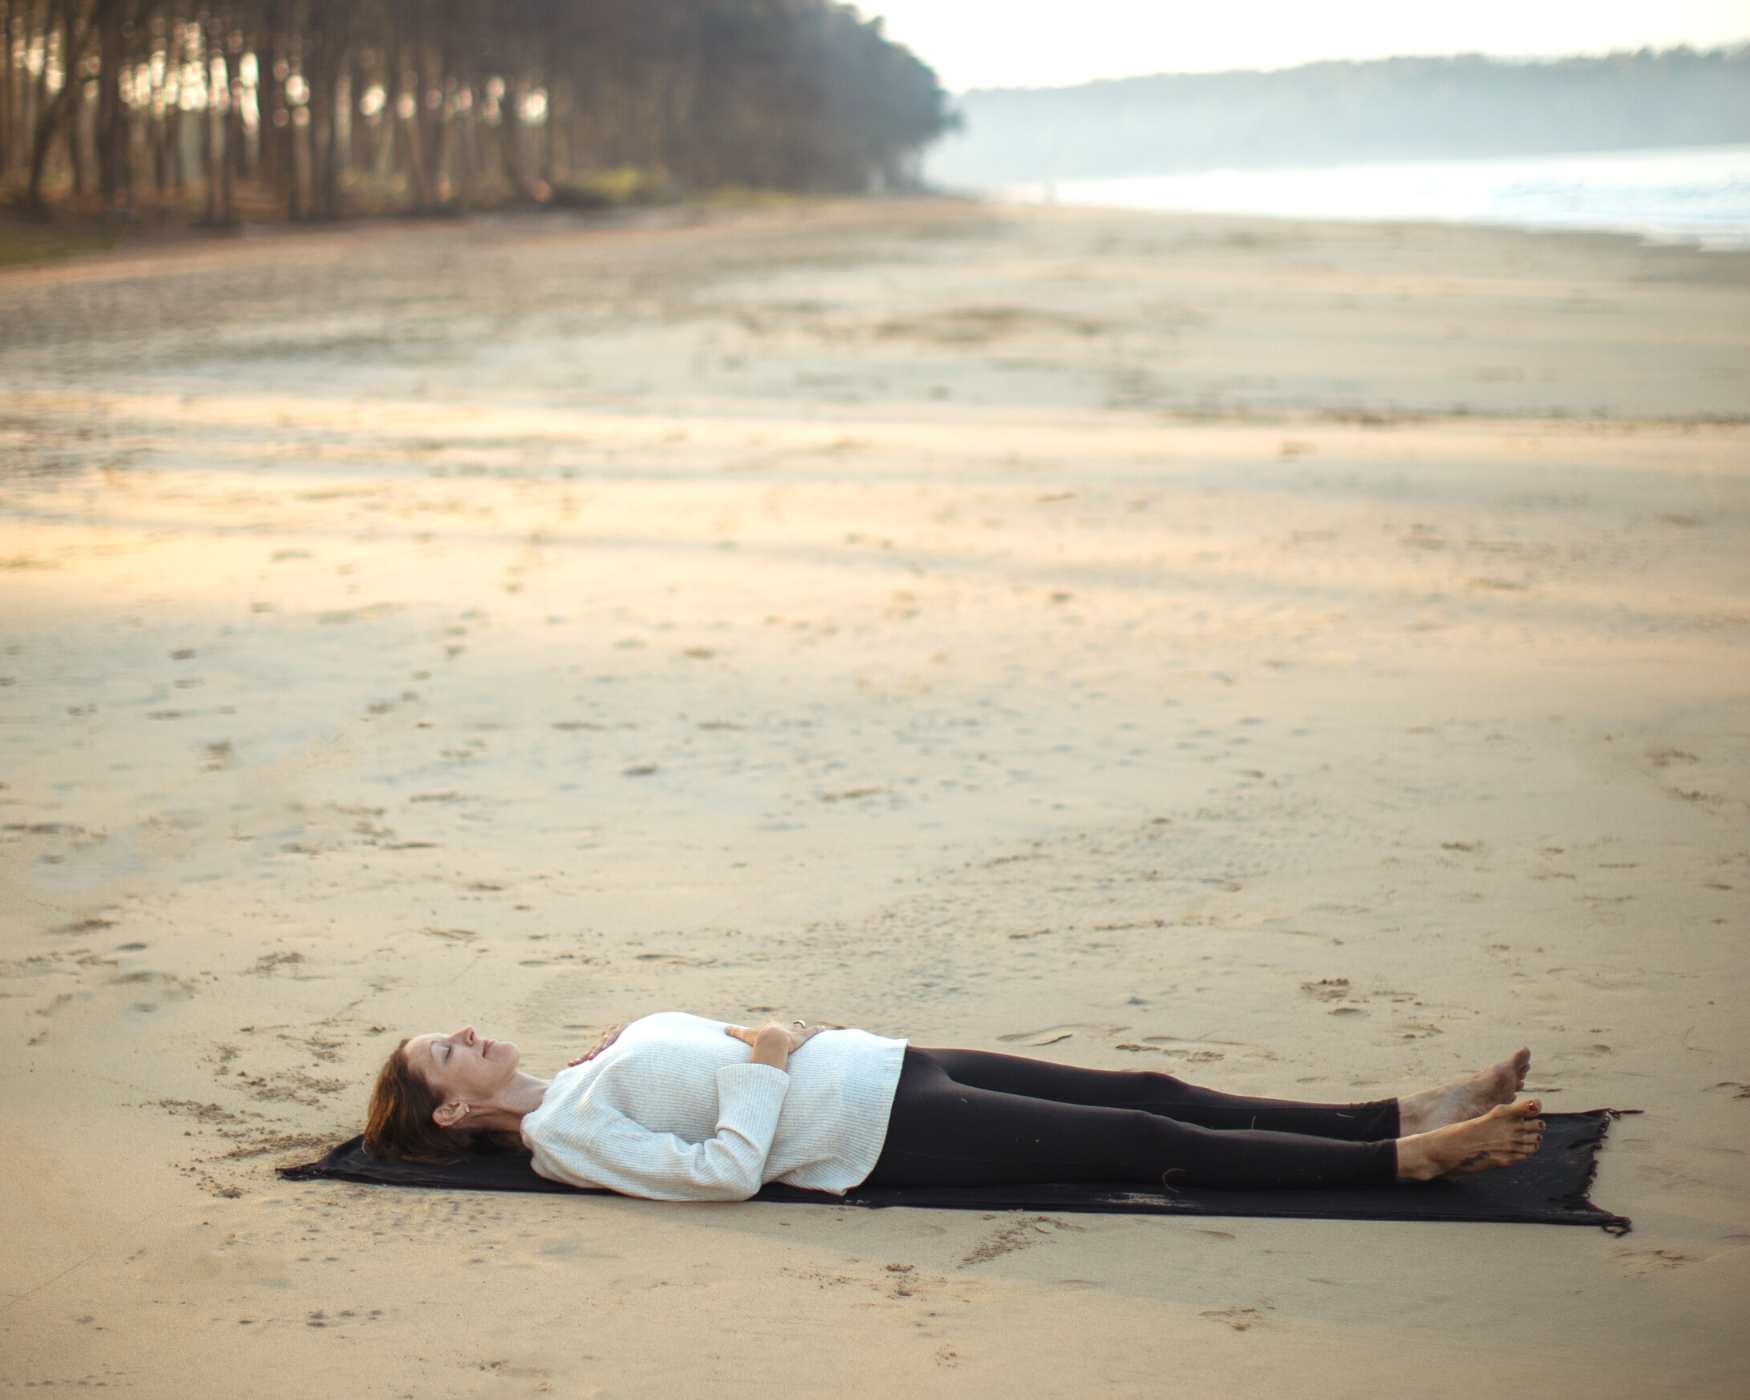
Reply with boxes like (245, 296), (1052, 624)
(863, 1046), (1400, 1191)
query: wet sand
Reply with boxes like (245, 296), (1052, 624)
(2, 197), (1747, 1397)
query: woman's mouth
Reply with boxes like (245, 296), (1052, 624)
(482, 1039), (493, 1056)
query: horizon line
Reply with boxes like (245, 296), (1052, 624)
(946, 38), (1750, 98)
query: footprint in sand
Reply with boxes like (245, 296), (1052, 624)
(51, 915), (118, 935)
(247, 951), (307, 975)
(818, 787), (883, 803)
(1200, 1305), (1272, 1331)
(1617, 1248), (1698, 1277)
(1116, 1043), (1226, 1063)
(997, 1023), (1127, 1047)
(959, 1216), (1078, 1268)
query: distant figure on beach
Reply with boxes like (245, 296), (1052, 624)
(363, 1012), (1544, 1200)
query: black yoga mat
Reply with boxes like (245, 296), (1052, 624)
(281, 1108), (1635, 1234)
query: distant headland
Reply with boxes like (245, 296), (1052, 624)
(926, 46), (1750, 186)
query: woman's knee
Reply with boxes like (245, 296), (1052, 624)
(1134, 1068), (1191, 1100)
(1120, 1105), (1179, 1161)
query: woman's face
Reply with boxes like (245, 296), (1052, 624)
(405, 1025), (520, 1106)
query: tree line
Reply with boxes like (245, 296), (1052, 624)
(0, 0), (958, 222)
(931, 46), (1750, 187)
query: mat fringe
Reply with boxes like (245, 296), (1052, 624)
(1558, 1108), (1639, 1236)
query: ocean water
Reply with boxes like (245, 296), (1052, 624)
(998, 144), (1750, 250)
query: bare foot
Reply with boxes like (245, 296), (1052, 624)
(1395, 1100), (1546, 1181)
(1397, 1047), (1530, 1134)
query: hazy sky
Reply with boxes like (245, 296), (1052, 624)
(858, 1), (1750, 92)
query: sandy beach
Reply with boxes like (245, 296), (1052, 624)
(2, 196), (1747, 1396)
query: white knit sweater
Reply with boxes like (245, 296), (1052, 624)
(519, 1011), (909, 1201)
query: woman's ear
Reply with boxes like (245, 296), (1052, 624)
(433, 1099), (469, 1129)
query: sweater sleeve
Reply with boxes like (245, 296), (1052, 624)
(535, 1062), (792, 1202)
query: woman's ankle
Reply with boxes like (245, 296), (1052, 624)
(1394, 1134), (1436, 1181)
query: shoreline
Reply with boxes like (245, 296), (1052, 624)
(987, 195), (1750, 254)
(978, 140), (1750, 254)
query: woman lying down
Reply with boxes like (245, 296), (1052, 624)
(363, 1011), (1544, 1200)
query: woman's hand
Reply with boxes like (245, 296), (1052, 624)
(566, 1022), (626, 1068)
(723, 1020), (833, 1054)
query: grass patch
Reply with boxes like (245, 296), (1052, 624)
(696, 184), (811, 210)
(0, 215), (124, 270)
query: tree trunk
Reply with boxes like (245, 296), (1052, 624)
(318, 58), (340, 216)
(297, 39), (319, 219)
(237, 27), (256, 178)
(256, 0), (283, 193)
(572, 102), (591, 177)
(430, 83), (450, 203)
(94, 0), (121, 206)
(457, 80), (480, 204)
(541, 78), (558, 188)
(220, 30), (243, 205)
(347, 49), (368, 170)
(27, 0), (52, 164)
(418, 21), (452, 207)
(16, 0), (35, 171)
(378, 0), (399, 183)
(63, 90), (83, 194)
(1, 0), (15, 174)
(498, 77), (528, 199)
(300, 11), (343, 221)
(412, 81), (437, 208)
(287, 62), (305, 220)
(26, 1), (85, 204)
(200, 17), (218, 222)
(163, 20), (186, 194)
(150, 85), (167, 191)
(391, 0), (431, 209)
(275, 1), (307, 218)
(63, 6), (85, 194)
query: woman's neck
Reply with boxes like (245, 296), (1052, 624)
(468, 1071), (550, 1133)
